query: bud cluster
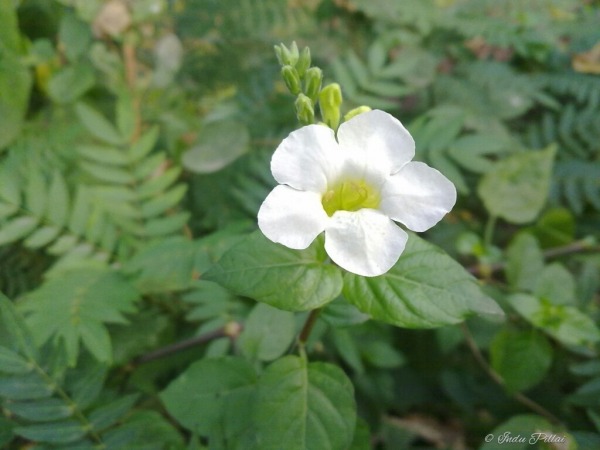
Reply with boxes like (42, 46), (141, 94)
(275, 42), (371, 130)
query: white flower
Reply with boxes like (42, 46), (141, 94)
(258, 110), (457, 277)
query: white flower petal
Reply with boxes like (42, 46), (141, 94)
(324, 209), (408, 277)
(380, 161), (457, 232)
(337, 110), (415, 175)
(258, 185), (329, 249)
(271, 124), (341, 192)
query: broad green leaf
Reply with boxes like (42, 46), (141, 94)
(160, 357), (257, 435)
(238, 303), (296, 361)
(48, 63), (95, 104)
(508, 294), (600, 347)
(320, 297), (369, 328)
(343, 234), (503, 328)
(0, 0), (21, 52)
(59, 11), (92, 61)
(0, 216), (39, 246)
(0, 45), (31, 151)
(349, 418), (372, 450)
(102, 410), (185, 449)
(75, 102), (125, 146)
(123, 237), (198, 293)
(490, 328), (553, 392)
(15, 421), (87, 445)
(183, 120), (250, 173)
(0, 416), (14, 448)
(534, 263), (576, 306)
(255, 355), (356, 450)
(6, 398), (72, 422)
(205, 231), (343, 311)
(505, 233), (544, 291)
(0, 346), (31, 374)
(19, 268), (139, 365)
(531, 208), (575, 247)
(477, 146), (556, 224)
(26, 170), (47, 217)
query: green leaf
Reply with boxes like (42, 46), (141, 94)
(89, 394), (140, 430)
(0, 292), (38, 360)
(343, 234), (503, 328)
(75, 103), (125, 146)
(19, 268), (139, 365)
(255, 355), (356, 450)
(508, 294), (600, 347)
(0, 372), (53, 400)
(477, 146), (556, 224)
(0, 216), (39, 246)
(15, 421), (87, 445)
(0, 346), (31, 374)
(183, 120), (250, 173)
(530, 208), (575, 247)
(139, 184), (187, 218)
(204, 231), (343, 311)
(160, 356), (257, 435)
(0, 0), (21, 53)
(6, 398), (72, 422)
(490, 328), (553, 392)
(48, 171), (70, 227)
(238, 303), (296, 361)
(0, 44), (31, 151)
(534, 263), (576, 306)
(505, 233), (544, 291)
(123, 237), (198, 293)
(58, 11), (92, 61)
(48, 63), (95, 104)
(24, 226), (61, 248)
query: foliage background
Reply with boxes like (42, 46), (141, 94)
(1, 0), (600, 448)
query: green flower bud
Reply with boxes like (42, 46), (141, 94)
(275, 42), (299, 66)
(344, 106), (372, 122)
(296, 47), (311, 77)
(303, 67), (322, 102)
(281, 65), (301, 95)
(295, 94), (315, 125)
(319, 83), (343, 130)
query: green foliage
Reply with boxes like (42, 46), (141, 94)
(343, 234), (503, 328)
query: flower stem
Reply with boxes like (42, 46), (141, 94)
(298, 308), (322, 346)
(483, 214), (497, 249)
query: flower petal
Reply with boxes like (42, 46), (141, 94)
(380, 161), (457, 232)
(258, 185), (329, 249)
(324, 209), (408, 277)
(271, 124), (341, 192)
(337, 110), (415, 175)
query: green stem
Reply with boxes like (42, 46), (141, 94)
(31, 361), (105, 447)
(483, 214), (497, 249)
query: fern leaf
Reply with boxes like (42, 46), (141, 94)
(19, 268), (139, 365)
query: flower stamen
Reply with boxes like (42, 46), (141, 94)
(321, 179), (381, 216)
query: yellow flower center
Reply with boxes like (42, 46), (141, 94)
(321, 179), (381, 217)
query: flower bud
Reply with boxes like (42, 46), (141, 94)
(344, 106), (372, 122)
(303, 67), (322, 102)
(295, 94), (315, 125)
(274, 42), (299, 66)
(281, 65), (301, 95)
(296, 46), (311, 77)
(319, 83), (343, 130)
